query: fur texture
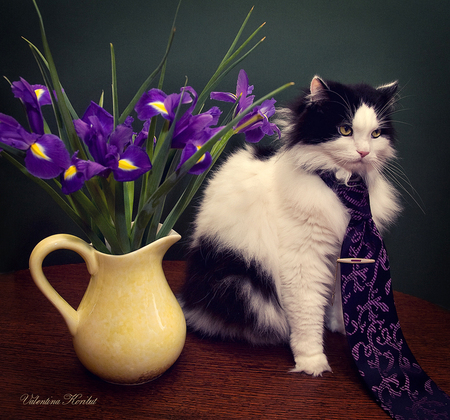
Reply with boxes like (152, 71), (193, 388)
(179, 76), (402, 376)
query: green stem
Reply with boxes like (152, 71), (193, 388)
(114, 181), (131, 253)
(110, 43), (119, 128)
(124, 181), (134, 233)
(156, 130), (234, 240)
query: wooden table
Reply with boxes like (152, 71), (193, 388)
(1, 261), (449, 419)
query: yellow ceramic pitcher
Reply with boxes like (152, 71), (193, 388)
(29, 232), (186, 384)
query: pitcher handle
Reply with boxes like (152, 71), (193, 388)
(29, 234), (98, 336)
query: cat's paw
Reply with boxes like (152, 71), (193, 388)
(290, 353), (331, 377)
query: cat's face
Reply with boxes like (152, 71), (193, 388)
(285, 77), (398, 178)
(317, 101), (396, 175)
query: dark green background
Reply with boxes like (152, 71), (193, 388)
(1, 1), (449, 310)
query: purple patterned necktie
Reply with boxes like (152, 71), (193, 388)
(318, 171), (450, 420)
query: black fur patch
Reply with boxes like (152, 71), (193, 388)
(249, 143), (279, 161)
(179, 236), (285, 343)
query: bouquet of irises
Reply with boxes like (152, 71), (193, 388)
(0, 1), (292, 255)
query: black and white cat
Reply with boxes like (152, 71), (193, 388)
(178, 76), (401, 376)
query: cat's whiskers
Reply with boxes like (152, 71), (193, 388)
(373, 159), (425, 213)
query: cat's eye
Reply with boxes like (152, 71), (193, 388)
(338, 125), (353, 136)
(371, 129), (381, 138)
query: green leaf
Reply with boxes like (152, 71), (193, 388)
(114, 180), (131, 253)
(195, 12), (266, 113)
(156, 130), (234, 240)
(32, 0), (86, 159)
(70, 189), (122, 254)
(110, 43), (119, 128)
(1, 151), (110, 253)
(23, 37), (80, 121)
(218, 6), (256, 66)
(196, 36), (265, 114)
(124, 181), (134, 232)
(117, 0), (181, 124)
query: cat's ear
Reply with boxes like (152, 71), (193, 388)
(377, 81), (399, 97)
(309, 76), (329, 101)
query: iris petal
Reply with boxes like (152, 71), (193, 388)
(171, 107), (222, 149)
(0, 113), (36, 149)
(30, 142), (50, 160)
(177, 142), (212, 175)
(64, 165), (77, 180)
(210, 92), (236, 103)
(149, 101), (168, 115)
(236, 69), (254, 97)
(113, 145), (152, 182)
(233, 98), (280, 143)
(74, 106), (113, 165)
(109, 123), (134, 151)
(33, 85), (52, 106)
(11, 78), (47, 134)
(240, 127), (265, 143)
(61, 171), (84, 194)
(60, 152), (107, 194)
(164, 87), (196, 121)
(118, 159), (138, 171)
(210, 70), (254, 115)
(82, 102), (114, 134)
(25, 135), (70, 179)
(135, 89), (168, 120)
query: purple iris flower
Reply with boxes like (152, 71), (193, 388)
(11, 78), (51, 135)
(60, 151), (106, 194)
(74, 102), (152, 182)
(171, 106), (222, 149)
(73, 102), (114, 166)
(111, 144), (152, 182)
(177, 126), (223, 175)
(134, 119), (152, 148)
(135, 89), (169, 120)
(135, 87), (197, 122)
(171, 106), (223, 174)
(135, 87), (221, 174)
(178, 142), (212, 175)
(0, 113), (70, 179)
(210, 69), (255, 115)
(234, 98), (280, 143)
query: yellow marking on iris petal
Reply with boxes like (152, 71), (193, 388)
(150, 101), (168, 114)
(30, 142), (50, 160)
(34, 88), (46, 101)
(196, 145), (206, 163)
(64, 165), (77, 180)
(234, 113), (263, 133)
(118, 159), (138, 171)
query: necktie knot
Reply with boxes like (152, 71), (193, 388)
(317, 171), (372, 221)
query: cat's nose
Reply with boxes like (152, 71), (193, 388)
(358, 151), (369, 158)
